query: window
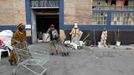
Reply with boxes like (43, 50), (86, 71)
(111, 0), (116, 5)
(105, 0), (108, 3)
(124, 0), (128, 6)
(111, 12), (134, 25)
(92, 12), (107, 25)
(93, 0), (134, 10)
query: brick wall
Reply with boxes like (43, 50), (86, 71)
(64, 0), (92, 25)
(0, 0), (26, 26)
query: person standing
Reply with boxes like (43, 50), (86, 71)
(100, 29), (108, 47)
(47, 24), (59, 55)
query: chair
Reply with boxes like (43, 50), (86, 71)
(0, 30), (13, 60)
(0, 48), (10, 61)
(0, 45), (14, 61)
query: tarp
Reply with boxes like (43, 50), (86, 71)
(0, 30), (13, 46)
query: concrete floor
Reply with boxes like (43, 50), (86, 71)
(1, 43), (134, 75)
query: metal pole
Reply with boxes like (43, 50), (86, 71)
(117, 29), (120, 41)
(93, 29), (96, 46)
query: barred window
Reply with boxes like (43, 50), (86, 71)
(93, 0), (134, 10)
(92, 12), (107, 25)
(111, 12), (134, 25)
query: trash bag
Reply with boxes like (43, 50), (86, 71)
(9, 51), (18, 65)
(85, 40), (91, 46)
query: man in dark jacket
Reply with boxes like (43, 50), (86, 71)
(47, 24), (59, 55)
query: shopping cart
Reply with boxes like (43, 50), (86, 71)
(57, 39), (70, 56)
(8, 42), (31, 65)
(12, 48), (49, 75)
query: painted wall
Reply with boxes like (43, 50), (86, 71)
(0, 0), (26, 26)
(64, 0), (92, 25)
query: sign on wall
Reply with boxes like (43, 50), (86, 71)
(25, 24), (32, 29)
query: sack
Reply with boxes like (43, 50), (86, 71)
(43, 33), (50, 42)
(52, 29), (58, 40)
(9, 51), (18, 65)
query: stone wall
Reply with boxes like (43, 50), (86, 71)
(0, 0), (26, 26)
(64, 0), (92, 25)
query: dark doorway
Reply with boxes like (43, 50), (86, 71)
(35, 9), (59, 40)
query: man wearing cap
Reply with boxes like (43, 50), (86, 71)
(47, 24), (59, 55)
(70, 23), (81, 45)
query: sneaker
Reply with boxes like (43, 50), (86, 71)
(50, 53), (54, 55)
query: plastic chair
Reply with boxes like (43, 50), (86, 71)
(0, 48), (10, 61)
(0, 30), (13, 60)
(0, 43), (13, 61)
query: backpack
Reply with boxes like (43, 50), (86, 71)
(52, 29), (59, 40)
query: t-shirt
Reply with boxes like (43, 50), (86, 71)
(49, 28), (59, 40)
